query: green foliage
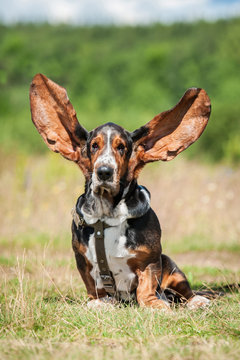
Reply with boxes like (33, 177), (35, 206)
(0, 19), (240, 163)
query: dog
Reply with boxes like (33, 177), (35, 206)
(30, 73), (211, 310)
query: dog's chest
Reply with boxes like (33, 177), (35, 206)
(85, 221), (137, 300)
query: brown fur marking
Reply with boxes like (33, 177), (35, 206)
(161, 271), (193, 300)
(136, 262), (169, 309)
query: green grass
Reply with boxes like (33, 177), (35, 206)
(0, 233), (70, 252)
(182, 265), (240, 289)
(0, 248), (239, 360)
(164, 234), (240, 254)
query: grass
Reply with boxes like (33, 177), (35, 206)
(0, 250), (240, 360)
(0, 154), (240, 359)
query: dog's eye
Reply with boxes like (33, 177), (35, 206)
(91, 142), (99, 151)
(117, 143), (125, 154)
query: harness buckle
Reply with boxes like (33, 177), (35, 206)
(100, 274), (115, 287)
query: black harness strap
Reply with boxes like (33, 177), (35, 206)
(93, 220), (116, 296)
(72, 208), (117, 296)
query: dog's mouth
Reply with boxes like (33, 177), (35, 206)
(93, 183), (119, 199)
(96, 186), (111, 196)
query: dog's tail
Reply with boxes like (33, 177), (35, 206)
(164, 283), (240, 303)
(193, 289), (223, 299)
(194, 283), (240, 299)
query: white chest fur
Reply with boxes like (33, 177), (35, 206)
(85, 221), (137, 300)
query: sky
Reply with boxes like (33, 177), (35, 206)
(0, 0), (240, 25)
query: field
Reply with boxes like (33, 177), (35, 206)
(0, 153), (240, 360)
(1, 18), (240, 360)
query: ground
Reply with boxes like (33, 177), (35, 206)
(0, 154), (239, 360)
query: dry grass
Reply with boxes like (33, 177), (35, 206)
(1, 152), (240, 252)
(0, 153), (240, 359)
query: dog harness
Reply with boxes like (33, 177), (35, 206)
(72, 184), (150, 298)
(72, 207), (118, 296)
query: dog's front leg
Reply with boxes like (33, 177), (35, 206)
(136, 262), (171, 310)
(75, 253), (116, 309)
(74, 252), (107, 300)
(72, 223), (107, 301)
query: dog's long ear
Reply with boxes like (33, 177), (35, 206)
(129, 88), (211, 177)
(30, 74), (90, 175)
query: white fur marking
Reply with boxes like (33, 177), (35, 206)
(187, 295), (210, 310)
(87, 297), (117, 309)
(94, 128), (117, 169)
(81, 195), (131, 226)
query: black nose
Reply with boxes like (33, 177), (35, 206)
(97, 166), (113, 181)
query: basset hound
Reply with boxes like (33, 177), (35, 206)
(30, 74), (211, 310)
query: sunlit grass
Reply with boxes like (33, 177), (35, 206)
(0, 250), (240, 360)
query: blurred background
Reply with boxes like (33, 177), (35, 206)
(0, 0), (240, 287)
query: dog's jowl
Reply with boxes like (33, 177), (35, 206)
(30, 73), (211, 310)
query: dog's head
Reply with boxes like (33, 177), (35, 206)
(30, 74), (211, 199)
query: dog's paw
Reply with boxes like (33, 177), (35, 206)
(139, 298), (172, 312)
(156, 296), (172, 312)
(87, 296), (117, 310)
(187, 295), (211, 310)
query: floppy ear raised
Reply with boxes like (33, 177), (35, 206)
(131, 87), (211, 164)
(30, 74), (90, 175)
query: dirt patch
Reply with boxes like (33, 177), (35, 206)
(173, 251), (240, 272)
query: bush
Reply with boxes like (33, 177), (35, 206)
(0, 20), (240, 163)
